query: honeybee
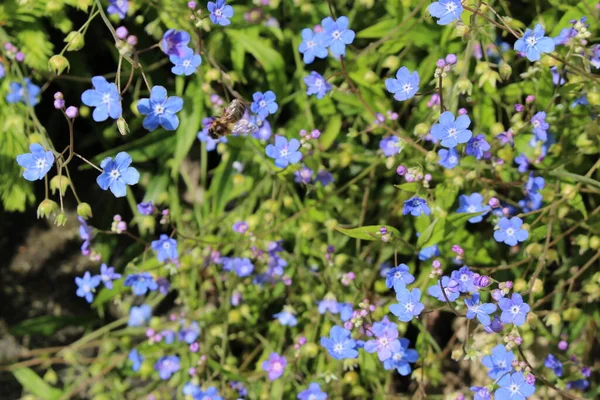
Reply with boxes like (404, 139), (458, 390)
(208, 99), (257, 139)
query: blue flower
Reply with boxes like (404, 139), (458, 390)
(494, 217), (528, 246)
(389, 288), (424, 322)
(196, 386), (223, 400)
(339, 303), (353, 322)
(75, 271), (101, 303)
(298, 29), (328, 64)
(155, 355), (180, 380)
(427, 276), (460, 302)
(403, 196), (430, 216)
(431, 111), (472, 148)
(571, 95), (589, 108)
(515, 154), (529, 173)
(124, 273), (158, 295)
(100, 264), (121, 289)
(81, 76), (122, 121)
(495, 372), (536, 400)
(544, 354), (563, 377)
(160, 29), (191, 57)
(0, 64), (4, 79)
(465, 293), (497, 326)
(379, 136), (402, 157)
(482, 344), (514, 379)
(428, 0), (463, 25)
(137, 201), (155, 215)
(554, 27), (576, 46)
(304, 71), (332, 99)
(465, 134), (491, 159)
(519, 192), (543, 213)
(128, 304), (152, 327)
(456, 193), (490, 223)
(320, 325), (358, 360)
(265, 135), (302, 168)
(385, 67), (419, 101)
(418, 244), (440, 261)
(438, 148), (459, 169)
(385, 264), (415, 289)
(551, 66), (566, 86)
(383, 338), (419, 376)
(294, 165), (313, 184)
(591, 45), (600, 69)
(499, 293), (530, 326)
(208, 0), (234, 26)
(316, 170), (334, 186)
(107, 0), (128, 19)
(16, 143), (54, 181)
(321, 16), (355, 57)
(128, 349), (143, 372)
(274, 310), (298, 327)
(525, 173), (545, 194)
(251, 91), (278, 119)
(97, 152), (139, 198)
(6, 78), (41, 106)
(78, 217), (93, 255)
(530, 111), (549, 142)
(297, 383), (327, 400)
(151, 234), (178, 262)
(253, 119), (272, 140)
(233, 257), (254, 277)
(364, 319), (401, 361)
(450, 266), (476, 293)
(514, 24), (555, 62)
(470, 386), (492, 400)
(317, 298), (339, 314)
(169, 47), (201, 76)
(178, 321), (200, 344)
(137, 86), (183, 131)
(262, 353), (287, 381)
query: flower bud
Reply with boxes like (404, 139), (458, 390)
(48, 55), (70, 75)
(116, 26), (129, 40)
(456, 78), (472, 95)
(50, 175), (70, 195)
(65, 106), (79, 118)
(64, 31), (85, 51)
(590, 236), (600, 250)
(587, 92), (600, 106)
(37, 199), (59, 219)
(54, 212), (67, 227)
(117, 117), (130, 136)
(77, 202), (93, 219)
(499, 61), (512, 80)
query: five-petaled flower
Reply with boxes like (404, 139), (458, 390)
(152, 234), (179, 262)
(431, 111), (472, 148)
(100, 264), (121, 289)
(262, 353), (287, 381)
(382, 338), (419, 376)
(386, 67), (420, 101)
(124, 272), (158, 295)
(16, 143), (54, 181)
(208, 0), (234, 26)
(428, 0), (464, 25)
(465, 293), (497, 326)
(481, 344), (514, 379)
(514, 24), (555, 62)
(6, 78), (41, 106)
(320, 325), (358, 360)
(81, 76), (122, 122)
(128, 349), (143, 372)
(321, 16), (355, 57)
(298, 29), (328, 64)
(251, 91), (278, 119)
(438, 148), (459, 169)
(160, 29), (191, 57)
(494, 217), (529, 246)
(390, 288), (424, 322)
(498, 293), (531, 326)
(530, 111), (549, 142)
(364, 319), (401, 361)
(137, 86), (184, 131)
(495, 371), (536, 400)
(97, 152), (140, 198)
(107, 0), (128, 19)
(386, 264), (415, 289)
(304, 71), (332, 99)
(155, 355), (180, 380)
(169, 47), (202, 76)
(297, 383), (327, 400)
(379, 136), (403, 157)
(403, 196), (431, 216)
(128, 304), (152, 326)
(456, 193), (491, 223)
(265, 135), (302, 168)
(75, 271), (101, 303)
(465, 134), (491, 159)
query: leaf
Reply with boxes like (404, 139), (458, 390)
(12, 368), (63, 400)
(336, 225), (400, 241)
(434, 183), (458, 210)
(417, 218), (446, 248)
(395, 183), (420, 193)
(320, 114), (342, 151)
(448, 212), (484, 227)
(172, 77), (204, 178)
(17, 27), (54, 71)
(207, 142), (242, 215)
(92, 130), (175, 165)
(568, 193), (587, 218)
(11, 315), (95, 337)
(356, 18), (396, 39)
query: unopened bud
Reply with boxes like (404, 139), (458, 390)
(50, 175), (70, 195)
(499, 62), (512, 80)
(55, 212), (67, 227)
(117, 117), (130, 136)
(64, 31), (85, 51)
(48, 55), (70, 75)
(77, 202), (93, 219)
(37, 199), (59, 219)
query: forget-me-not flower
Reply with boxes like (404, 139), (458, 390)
(107, 0), (128, 19)
(208, 0), (234, 26)
(170, 47), (202, 76)
(304, 71), (332, 99)
(321, 16), (355, 57)
(265, 135), (302, 168)
(151, 234), (179, 262)
(431, 111), (472, 148)
(379, 136), (402, 157)
(385, 67), (419, 101)
(137, 86), (184, 131)
(438, 148), (459, 169)
(428, 276), (460, 302)
(274, 310), (298, 327)
(514, 24), (555, 62)
(495, 372), (536, 400)
(482, 344), (514, 379)
(100, 264), (121, 289)
(465, 134), (491, 159)
(75, 271), (101, 303)
(403, 196), (430, 216)
(383, 338), (419, 376)
(499, 293), (530, 326)
(465, 293), (497, 325)
(386, 264), (415, 289)
(81, 76), (122, 121)
(6, 78), (41, 106)
(428, 0), (463, 25)
(320, 325), (358, 360)
(262, 353), (287, 381)
(450, 266), (476, 293)
(494, 217), (528, 246)
(124, 272), (158, 295)
(364, 319), (401, 361)
(128, 304), (152, 326)
(155, 355), (180, 380)
(251, 91), (278, 119)
(160, 29), (191, 57)
(16, 143), (54, 181)
(389, 288), (424, 322)
(298, 29), (328, 64)
(530, 111), (549, 142)
(456, 193), (490, 223)
(128, 349), (143, 372)
(97, 152), (140, 198)
(297, 383), (327, 400)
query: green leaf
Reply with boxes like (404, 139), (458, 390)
(11, 315), (95, 337)
(336, 225), (400, 241)
(395, 182), (419, 193)
(320, 114), (342, 151)
(92, 130), (175, 165)
(434, 183), (458, 210)
(17, 27), (54, 71)
(207, 142), (242, 215)
(568, 193), (587, 218)
(12, 368), (63, 400)
(172, 77), (204, 178)
(417, 218), (446, 248)
(356, 18), (396, 39)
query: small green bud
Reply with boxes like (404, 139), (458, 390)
(43, 369), (58, 385)
(456, 78), (473, 95)
(590, 236), (600, 250)
(117, 117), (130, 136)
(50, 175), (70, 195)
(425, 151), (437, 164)
(64, 31), (85, 51)
(455, 23), (469, 37)
(77, 202), (93, 219)
(587, 92), (600, 106)
(37, 199), (59, 219)
(499, 62), (512, 81)
(414, 123), (430, 137)
(48, 55), (70, 75)
(55, 212), (67, 227)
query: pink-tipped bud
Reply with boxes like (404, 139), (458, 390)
(65, 106), (79, 118)
(525, 95), (535, 103)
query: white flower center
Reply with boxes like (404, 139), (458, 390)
(154, 104), (165, 115)
(448, 127), (457, 137)
(306, 40), (315, 48)
(83, 284), (90, 292)
(498, 361), (506, 368)
(36, 158), (47, 170)
(102, 93), (111, 104)
(332, 30), (341, 40)
(182, 59), (191, 68)
(333, 343), (343, 353)
(379, 337), (389, 346)
(526, 36), (537, 47)
(532, 120), (540, 127)
(467, 205), (476, 213)
(506, 228), (515, 236)
(446, 2), (457, 12)
(405, 302), (414, 312)
(272, 361), (283, 372)
(402, 83), (413, 93)
(279, 148), (289, 157)
(314, 79), (322, 87)
(215, 9), (222, 17)
(163, 242), (171, 249)
(110, 168), (120, 179)
(117, 0), (124, 6)
(259, 100), (267, 108)
(449, 156), (457, 163)
(460, 274), (469, 282)
(510, 384), (519, 394)
(511, 305), (520, 315)
(471, 304), (480, 312)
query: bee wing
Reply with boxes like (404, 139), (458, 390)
(232, 117), (259, 135)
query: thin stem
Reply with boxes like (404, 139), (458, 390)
(64, 165), (81, 204)
(439, 279), (460, 317)
(437, 74), (445, 113)
(74, 152), (103, 172)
